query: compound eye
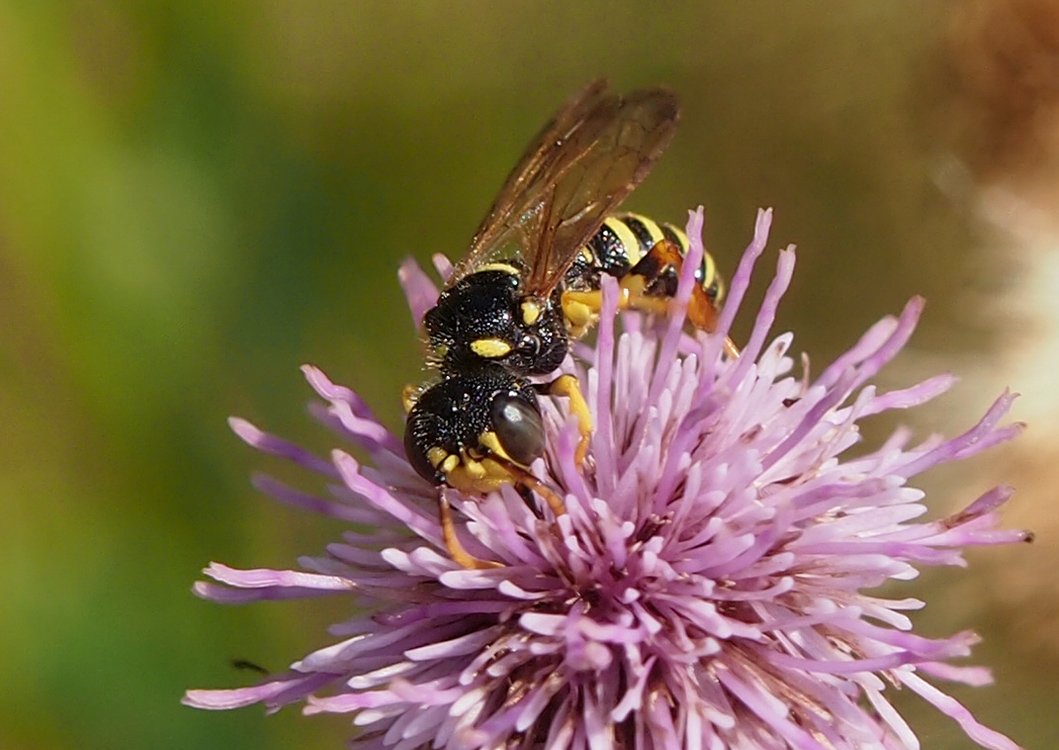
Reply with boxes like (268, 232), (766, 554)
(490, 393), (544, 467)
(404, 405), (444, 485)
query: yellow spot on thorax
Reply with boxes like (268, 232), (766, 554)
(470, 337), (513, 358)
(520, 299), (542, 326)
(478, 262), (521, 276)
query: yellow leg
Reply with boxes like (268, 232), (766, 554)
(437, 463), (566, 569)
(560, 241), (741, 359)
(506, 463), (566, 517)
(562, 283), (669, 321)
(438, 495), (502, 569)
(545, 374), (593, 468)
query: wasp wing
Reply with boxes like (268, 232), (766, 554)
(522, 88), (680, 294)
(450, 81), (680, 294)
(456, 79), (610, 276)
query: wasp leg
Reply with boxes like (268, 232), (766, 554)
(536, 374), (592, 470)
(505, 462), (566, 517)
(563, 282), (668, 339)
(561, 241), (740, 359)
(438, 494), (502, 569)
(437, 456), (564, 568)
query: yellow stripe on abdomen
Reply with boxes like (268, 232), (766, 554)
(601, 216), (642, 268)
(619, 213), (665, 267)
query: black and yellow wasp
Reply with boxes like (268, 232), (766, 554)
(402, 81), (732, 566)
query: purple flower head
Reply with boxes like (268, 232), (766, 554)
(186, 208), (1029, 749)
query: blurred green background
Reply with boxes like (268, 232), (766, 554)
(3, 2), (1056, 748)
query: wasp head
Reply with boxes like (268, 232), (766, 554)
(404, 363), (545, 492)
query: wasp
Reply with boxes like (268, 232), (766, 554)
(402, 80), (734, 567)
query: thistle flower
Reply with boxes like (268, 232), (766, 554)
(186, 208), (1029, 750)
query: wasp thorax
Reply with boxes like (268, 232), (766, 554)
(424, 268), (568, 376)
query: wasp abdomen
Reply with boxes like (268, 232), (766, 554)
(568, 213), (725, 304)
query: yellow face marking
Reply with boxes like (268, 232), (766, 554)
(478, 262), (521, 276)
(470, 337), (513, 358)
(441, 454), (460, 474)
(462, 457), (487, 480)
(445, 455), (519, 494)
(521, 300), (542, 326)
(478, 430), (513, 463)
(427, 447), (450, 468)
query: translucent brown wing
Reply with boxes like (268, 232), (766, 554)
(450, 80), (611, 285)
(522, 87), (680, 294)
(449, 81), (680, 294)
